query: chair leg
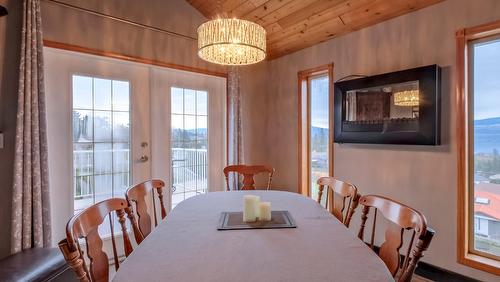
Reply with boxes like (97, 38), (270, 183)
(58, 239), (90, 282)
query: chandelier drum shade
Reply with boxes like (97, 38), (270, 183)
(394, 89), (420, 107)
(197, 19), (266, 65)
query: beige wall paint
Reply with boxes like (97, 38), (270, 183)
(41, 0), (225, 74)
(0, 0), (22, 259)
(240, 64), (269, 165)
(257, 0), (500, 280)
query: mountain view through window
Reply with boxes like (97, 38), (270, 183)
(310, 75), (329, 200)
(472, 37), (500, 258)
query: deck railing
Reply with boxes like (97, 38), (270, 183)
(73, 147), (208, 201)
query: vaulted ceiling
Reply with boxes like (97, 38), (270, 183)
(186, 0), (444, 59)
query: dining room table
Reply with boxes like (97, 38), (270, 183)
(113, 190), (394, 282)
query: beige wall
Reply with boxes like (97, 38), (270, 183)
(41, 0), (225, 74)
(240, 64), (269, 165)
(0, 0), (22, 259)
(255, 0), (500, 280)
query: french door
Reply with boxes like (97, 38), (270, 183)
(45, 48), (151, 244)
(44, 48), (226, 245)
(150, 67), (226, 210)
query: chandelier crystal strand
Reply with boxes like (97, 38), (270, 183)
(197, 19), (266, 65)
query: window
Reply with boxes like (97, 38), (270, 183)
(298, 64), (333, 198)
(457, 20), (500, 275)
(470, 36), (500, 258)
(170, 87), (208, 207)
(309, 75), (330, 199)
(72, 75), (131, 213)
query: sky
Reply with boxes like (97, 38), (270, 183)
(473, 38), (500, 120)
(73, 76), (130, 127)
(171, 87), (208, 130)
(310, 76), (330, 128)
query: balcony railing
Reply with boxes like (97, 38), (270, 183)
(73, 147), (208, 208)
(171, 148), (208, 206)
(73, 148), (129, 199)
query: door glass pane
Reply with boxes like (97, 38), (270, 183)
(310, 75), (330, 201)
(112, 80), (130, 111)
(472, 38), (500, 257)
(113, 112), (130, 142)
(171, 88), (184, 114)
(171, 87), (209, 208)
(184, 89), (196, 115)
(94, 111), (112, 142)
(73, 110), (93, 142)
(197, 91), (208, 115)
(197, 116), (208, 140)
(94, 78), (112, 111)
(94, 143), (112, 175)
(72, 75), (131, 222)
(113, 143), (130, 173)
(73, 75), (93, 109)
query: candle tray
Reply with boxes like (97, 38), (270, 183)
(217, 211), (297, 230)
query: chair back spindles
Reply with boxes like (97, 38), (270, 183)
(345, 193), (360, 227)
(370, 208), (378, 250)
(317, 185), (325, 205)
(380, 221), (404, 276)
(117, 208), (134, 256)
(59, 198), (140, 282)
(85, 224), (110, 280)
(358, 205), (369, 240)
(157, 187), (167, 219)
(316, 177), (359, 227)
(109, 215), (119, 272)
(400, 228), (435, 282)
(223, 165), (275, 190)
(402, 230), (417, 272)
(126, 179), (167, 242)
(356, 195), (434, 282)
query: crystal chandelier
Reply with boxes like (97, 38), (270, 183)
(197, 19), (266, 65)
(394, 89), (419, 106)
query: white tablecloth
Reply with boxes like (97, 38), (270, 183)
(114, 191), (393, 282)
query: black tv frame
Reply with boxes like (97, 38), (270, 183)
(334, 65), (441, 145)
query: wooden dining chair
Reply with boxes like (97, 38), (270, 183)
(316, 177), (360, 227)
(357, 195), (435, 282)
(125, 179), (167, 243)
(58, 198), (142, 282)
(223, 165), (275, 190)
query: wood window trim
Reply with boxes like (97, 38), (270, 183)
(43, 40), (228, 78)
(297, 63), (334, 196)
(456, 19), (500, 276)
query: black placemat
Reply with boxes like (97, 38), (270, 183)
(217, 211), (297, 230)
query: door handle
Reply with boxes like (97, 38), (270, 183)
(139, 155), (149, 162)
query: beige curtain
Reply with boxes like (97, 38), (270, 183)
(227, 67), (244, 190)
(11, 0), (51, 254)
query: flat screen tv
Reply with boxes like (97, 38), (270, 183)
(334, 65), (441, 145)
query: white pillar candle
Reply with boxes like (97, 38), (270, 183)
(258, 202), (272, 221)
(243, 195), (260, 222)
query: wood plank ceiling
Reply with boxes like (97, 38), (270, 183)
(186, 0), (444, 59)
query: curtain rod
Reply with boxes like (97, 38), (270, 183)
(43, 0), (197, 41)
